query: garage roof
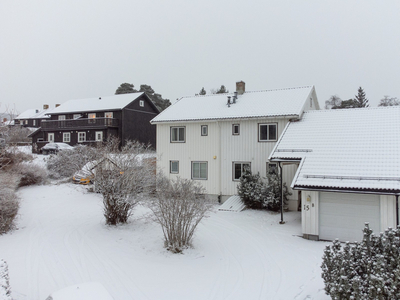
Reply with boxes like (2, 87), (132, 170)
(269, 106), (400, 192)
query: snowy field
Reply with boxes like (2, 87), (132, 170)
(0, 182), (330, 300)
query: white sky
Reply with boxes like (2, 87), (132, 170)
(1, 0), (399, 113)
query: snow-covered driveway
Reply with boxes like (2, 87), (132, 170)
(0, 183), (329, 300)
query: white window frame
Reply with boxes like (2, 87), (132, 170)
(48, 133), (54, 142)
(201, 125), (208, 136)
(78, 132), (86, 143)
(233, 162), (251, 181)
(170, 161), (179, 174)
(33, 120), (36, 126)
(58, 115), (66, 120)
(170, 126), (185, 143)
(191, 161), (207, 180)
(258, 123), (277, 142)
(139, 100), (144, 107)
(232, 124), (240, 135)
(95, 131), (103, 142)
(63, 132), (70, 143)
(88, 113), (96, 124)
(104, 112), (113, 118)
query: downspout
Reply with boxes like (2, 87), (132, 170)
(279, 162), (285, 224)
(396, 194), (399, 227)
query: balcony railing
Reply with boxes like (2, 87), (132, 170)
(41, 118), (118, 129)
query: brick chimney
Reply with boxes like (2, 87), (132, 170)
(43, 104), (49, 110)
(236, 81), (245, 95)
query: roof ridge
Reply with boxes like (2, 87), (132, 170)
(305, 106), (400, 114)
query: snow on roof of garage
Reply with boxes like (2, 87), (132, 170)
(47, 93), (144, 114)
(269, 106), (400, 192)
(15, 109), (40, 119)
(151, 86), (317, 123)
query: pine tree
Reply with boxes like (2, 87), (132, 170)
(216, 85), (228, 94)
(199, 87), (206, 95)
(115, 83), (137, 94)
(354, 87), (369, 108)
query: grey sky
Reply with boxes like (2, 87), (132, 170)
(1, 0), (399, 114)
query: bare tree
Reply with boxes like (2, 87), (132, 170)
(378, 95), (399, 106)
(95, 138), (156, 225)
(325, 95), (342, 109)
(148, 176), (212, 253)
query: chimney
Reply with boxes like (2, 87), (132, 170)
(227, 96), (231, 107)
(236, 81), (245, 95)
(43, 104), (49, 110)
(35, 109), (39, 113)
(55, 104), (60, 107)
(233, 91), (237, 103)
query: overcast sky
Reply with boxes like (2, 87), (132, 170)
(1, 0), (399, 114)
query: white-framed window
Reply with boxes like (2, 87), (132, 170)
(78, 132), (86, 143)
(88, 113), (96, 124)
(139, 100), (144, 107)
(58, 115), (66, 120)
(33, 120), (36, 126)
(258, 123), (277, 142)
(201, 125), (208, 136)
(95, 131), (103, 142)
(170, 161), (179, 174)
(105, 112), (113, 118)
(25, 120), (28, 125)
(192, 161), (207, 180)
(232, 124), (240, 135)
(233, 162), (251, 181)
(63, 132), (70, 143)
(73, 114), (81, 119)
(267, 162), (278, 175)
(48, 133), (54, 142)
(171, 126), (185, 143)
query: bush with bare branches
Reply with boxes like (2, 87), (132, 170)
(0, 180), (19, 235)
(0, 259), (11, 300)
(148, 176), (212, 253)
(16, 164), (47, 188)
(95, 139), (156, 225)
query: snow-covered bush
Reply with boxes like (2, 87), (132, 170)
(263, 172), (291, 211)
(46, 145), (97, 179)
(16, 163), (47, 187)
(148, 176), (212, 253)
(321, 223), (400, 299)
(0, 260), (11, 300)
(96, 139), (156, 225)
(237, 168), (264, 209)
(0, 186), (19, 234)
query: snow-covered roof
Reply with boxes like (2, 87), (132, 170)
(32, 108), (52, 119)
(269, 106), (400, 192)
(47, 93), (144, 115)
(151, 86), (317, 123)
(15, 109), (40, 119)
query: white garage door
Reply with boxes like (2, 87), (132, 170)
(319, 192), (380, 242)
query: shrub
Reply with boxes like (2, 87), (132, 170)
(263, 172), (291, 211)
(0, 260), (11, 300)
(0, 187), (19, 234)
(17, 164), (47, 188)
(148, 176), (212, 253)
(321, 223), (400, 299)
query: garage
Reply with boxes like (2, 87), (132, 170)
(319, 192), (380, 242)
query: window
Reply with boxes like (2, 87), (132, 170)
(88, 113), (96, 124)
(192, 161), (207, 180)
(201, 125), (208, 136)
(58, 115), (66, 120)
(95, 131), (103, 142)
(258, 123), (277, 141)
(73, 114), (81, 119)
(63, 132), (70, 143)
(267, 162), (278, 174)
(25, 120), (28, 125)
(78, 132), (86, 143)
(48, 133), (54, 142)
(139, 100), (144, 107)
(310, 97), (313, 108)
(233, 162), (251, 181)
(104, 112), (113, 118)
(37, 138), (43, 142)
(33, 120), (36, 126)
(232, 124), (240, 135)
(171, 126), (185, 142)
(170, 161), (179, 174)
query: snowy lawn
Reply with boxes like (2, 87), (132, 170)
(0, 183), (330, 300)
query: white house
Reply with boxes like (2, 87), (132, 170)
(269, 107), (400, 242)
(151, 81), (319, 210)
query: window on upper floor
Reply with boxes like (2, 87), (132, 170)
(139, 100), (144, 107)
(233, 162), (251, 181)
(201, 125), (208, 136)
(192, 161), (207, 180)
(171, 126), (185, 143)
(58, 115), (66, 120)
(73, 114), (81, 119)
(258, 123), (277, 142)
(33, 120), (36, 126)
(88, 113), (96, 124)
(170, 161), (179, 174)
(232, 124), (240, 135)
(310, 97), (313, 108)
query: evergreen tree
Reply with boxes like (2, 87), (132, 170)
(354, 86), (369, 108)
(115, 83), (137, 94)
(237, 168), (264, 209)
(199, 87), (206, 95)
(216, 85), (228, 94)
(263, 172), (291, 211)
(139, 84), (171, 112)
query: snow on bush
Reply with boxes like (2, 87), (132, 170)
(321, 223), (400, 299)
(0, 260), (11, 300)
(237, 168), (291, 211)
(148, 176), (212, 253)
(46, 145), (97, 179)
(0, 176), (19, 234)
(16, 163), (47, 188)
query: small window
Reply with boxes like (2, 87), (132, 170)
(48, 133), (54, 142)
(104, 112), (113, 118)
(78, 132), (86, 143)
(95, 131), (103, 142)
(258, 123), (277, 141)
(192, 161), (207, 180)
(139, 100), (144, 107)
(33, 120), (36, 126)
(25, 120), (28, 125)
(267, 162), (278, 174)
(63, 132), (70, 143)
(170, 161), (179, 174)
(58, 115), (66, 120)
(201, 125), (208, 136)
(171, 127), (185, 142)
(88, 113), (96, 124)
(310, 97), (313, 108)
(232, 124), (240, 135)
(233, 162), (251, 181)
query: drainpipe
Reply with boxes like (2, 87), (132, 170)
(396, 195), (399, 227)
(279, 162), (285, 224)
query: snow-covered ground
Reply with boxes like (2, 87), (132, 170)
(0, 182), (330, 300)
